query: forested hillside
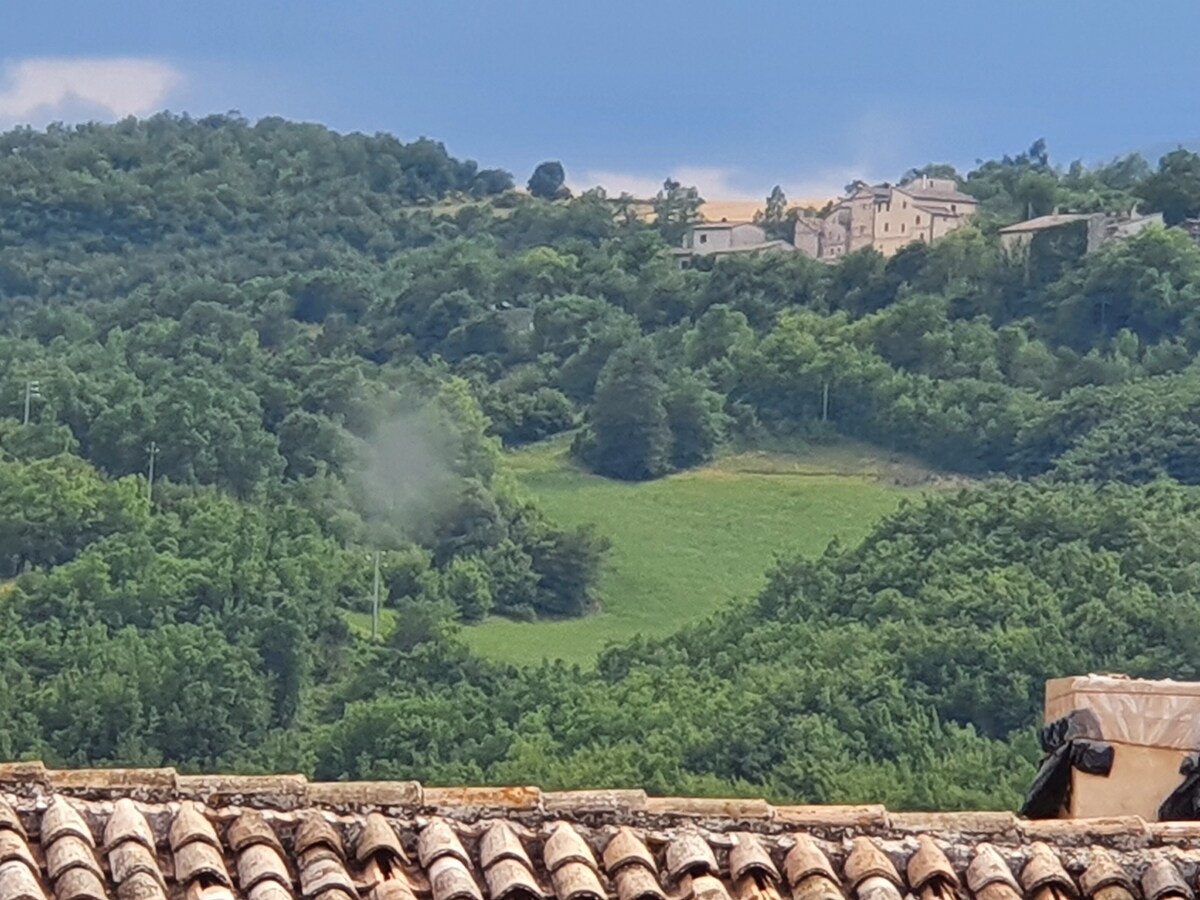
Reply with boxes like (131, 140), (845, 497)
(3, 116), (1200, 807)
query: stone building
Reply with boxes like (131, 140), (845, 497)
(797, 176), (978, 261)
(673, 221), (794, 268)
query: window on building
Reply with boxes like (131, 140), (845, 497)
(901, 224), (906, 233)
(916, 215), (922, 224)
(699, 234), (708, 244)
(883, 222), (889, 232)
(951, 204), (957, 213)
(902, 201), (907, 209)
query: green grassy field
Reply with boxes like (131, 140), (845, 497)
(461, 436), (935, 665)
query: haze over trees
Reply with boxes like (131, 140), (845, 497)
(2, 118), (1200, 806)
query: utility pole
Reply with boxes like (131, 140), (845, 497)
(146, 441), (159, 508)
(22, 380), (39, 426)
(821, 380), (830, 423)
(371, 550), (382, 641)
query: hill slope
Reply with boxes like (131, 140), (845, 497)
(463, 437), (925, 663)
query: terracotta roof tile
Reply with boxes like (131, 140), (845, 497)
(357, 813), (408, 866)
(1, 765), (1200, 900)
(665, 831), (719, 880)
(906, 835), (959, 893)
(728, 833), (779, 882)
(0, 858), (47, 900)
(1141, 858), (1192, 900)
(603, 828), (656, 874)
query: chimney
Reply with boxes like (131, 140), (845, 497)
(1023, 675), (1200, 821)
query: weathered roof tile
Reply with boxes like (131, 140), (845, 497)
(729, 833), (779, 882)
(417, 821), (469, 869)
(427, 857), (482, 900)
(603, 829), (655, 875)
(550, 862), (605, 900)
(104, 800), (154, 853)
(544, 824), (598, 874)
(169, 802), (219, 852)
(0, 860), (46, 900)
(479, 821), (531, 871)
(484, 858), (546, 900)
(44, 836), (102, 882)
(174, 840), (231, 887)
(783, 835), (838, 886)
(1140, 858), (1192, 900)
(295, 814), (344, 860)
(51, 868), (106, 900)
(612, 866), (665, 900)
(843, 838), (901, 890)
(665, 832), (718, 881)
(356, 814), (408, 866)
(1020, 842), (1076, 896)
(41, 799), (93, 849)
(906, 835), (958, 892)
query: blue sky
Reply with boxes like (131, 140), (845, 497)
(4, 1), (1200, 200)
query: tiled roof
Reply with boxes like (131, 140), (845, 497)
(0, 764), (1197, 900)
(897, 184), (977, 205)
(997, 214), (1096, 234)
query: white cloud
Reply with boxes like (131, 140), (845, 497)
(0, 58), (184, 127)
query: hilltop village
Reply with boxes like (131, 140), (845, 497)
(672, 174), (1180, 267)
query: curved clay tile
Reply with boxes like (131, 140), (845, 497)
(108, 842), (163, 888)
(602, 829), (655, 876)
(484, 857), (545, 900)
(689, 874), (732, 900)
(104, 800), (155, 853)
(371, 881), (420, 900)
(295, 814), (345, 861)
(906, 836), (958, 894)
(783, 836), (839, 887)
(965, 845), (1020, 900)
(479, 822), (532, 872)
(664, 833), (717, 881)
(298, 856), (356, 899)
(250, 884), (295, 900)
(0, 833), (35, 871)
(0, 859), (46, 900)
(0, 803), (27, 841)
(544, 824), (598, 874)
(729, 834), (779, 883)
(237, 843), (293, 893)
(549, 862), (606, 900)
(1020, 843), (1075, 898)
(1078, 848), (1134, 900)
(168, 802), (219, 852)
(41, 800), (94, 849)
(427, 856), (483, 900)
(116, 870), (168, 900)
(1141, 859), (1192, 900)
(613, 866), (666, 900)
(51, 867), (106, 900)
(843, 839), (901, 891)
(227, 811), (286, 857)
(174, 841), (232, 887)
(355, 814), (408, 866)
(44, 836), (103, 882)
(417, 821), (470, 870)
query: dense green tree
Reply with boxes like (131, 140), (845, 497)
(576, 340), (671, 480)
(1138, 149), (1200, 225)
(527, 161), (568, 200)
